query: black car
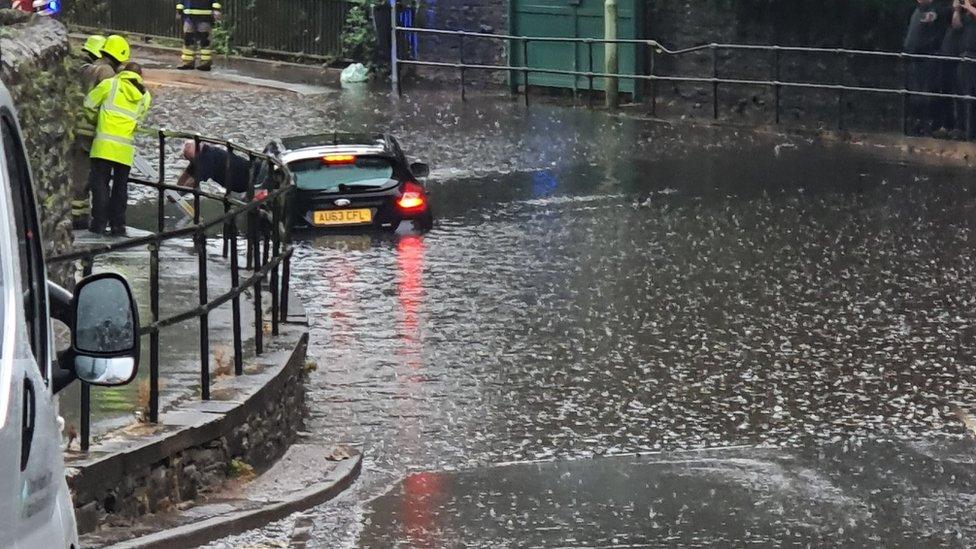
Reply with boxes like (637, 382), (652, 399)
(264, 133), (433, 231)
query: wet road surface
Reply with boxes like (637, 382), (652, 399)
(279, 150), (976, 548)
(141, 77), (976, 547)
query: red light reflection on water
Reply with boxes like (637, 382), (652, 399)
(397, 235), (425, 370)
(401, 471), (448, 547)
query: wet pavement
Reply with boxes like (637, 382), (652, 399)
(58, 231), (259, 442)
(140, 71), (976, 547)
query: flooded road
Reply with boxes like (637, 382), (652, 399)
(277, 147), (976, 547)
(143, 76), (976, 547)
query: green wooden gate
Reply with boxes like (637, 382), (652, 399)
(509, 0), (644, 97)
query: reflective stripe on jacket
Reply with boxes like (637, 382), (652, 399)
(84, 71), (152, 167)
(177, 1), (220, 16)
(80, 58), (117, 92)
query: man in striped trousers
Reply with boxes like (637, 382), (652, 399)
(176, 0), (221, 71)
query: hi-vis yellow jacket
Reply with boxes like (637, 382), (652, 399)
(84, 70), (151, 167)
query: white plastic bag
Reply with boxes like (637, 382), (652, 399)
(340, 63), (370, 84)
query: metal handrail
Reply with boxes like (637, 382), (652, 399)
(393, 26), (976, 133)
(396, 27), (976, 63)
(50, 129), (295, 452)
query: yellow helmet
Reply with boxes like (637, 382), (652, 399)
(100, 34), (130, 63)
(82, 35), (106, 59)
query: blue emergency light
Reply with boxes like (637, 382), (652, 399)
(31, 0), (60, 15)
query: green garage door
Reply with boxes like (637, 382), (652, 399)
(509, 0), (644, 97)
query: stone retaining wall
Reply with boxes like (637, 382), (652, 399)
(407, 0), (919, 131)
(1, 11), (81, 283)
(67, 327), (309, 534)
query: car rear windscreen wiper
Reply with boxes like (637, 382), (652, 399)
(335, 183), (386, 192)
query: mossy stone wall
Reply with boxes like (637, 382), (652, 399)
(1, 11), (82, 283)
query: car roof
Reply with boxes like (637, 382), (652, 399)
(277, 133), (396, 164)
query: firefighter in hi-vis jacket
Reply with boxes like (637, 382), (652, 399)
(176, 0), (221, 71)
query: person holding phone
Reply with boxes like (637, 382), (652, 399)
(955, 0), (976, 137)
(904, 0), (953, 135)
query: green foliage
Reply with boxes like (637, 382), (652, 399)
(227, 458), (255, 478)
(341, 3), (377, 66)
(211, 22), (234, 55)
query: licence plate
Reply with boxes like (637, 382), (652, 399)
(312, 209), (373, 226)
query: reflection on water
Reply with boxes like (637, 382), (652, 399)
(362, 441), (976, 548)
(397, 236), (424, 371)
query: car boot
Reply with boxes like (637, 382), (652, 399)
(196, 61), (212, 72)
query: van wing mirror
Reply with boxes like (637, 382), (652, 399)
(409, 162), (430, 178)
(72, 273), (140, 386)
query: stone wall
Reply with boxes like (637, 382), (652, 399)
(645, 0), (916, 130)
(68, 334), (309, 534)
(410, 0), (509, 83)
(407, 0), (919, 130)
(1, 11), (80, 279)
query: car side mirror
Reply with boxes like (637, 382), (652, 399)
(410, 162), (429, 178)
(72, 273), (140, 386)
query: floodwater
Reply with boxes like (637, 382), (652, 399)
(140, 77), (976, 547)
(279, 146), (976, 548)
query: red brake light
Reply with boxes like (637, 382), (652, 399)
(397, 181), (426, 211)
(323, 154), (356, 165)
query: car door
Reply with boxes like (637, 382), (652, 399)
(0, 110), (76, 547)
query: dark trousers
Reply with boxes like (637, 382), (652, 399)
(958, 57), (976, 139)
(88, 158), (130, 229)
(907, 59), (943, 133)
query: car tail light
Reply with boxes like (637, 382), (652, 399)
(323, 155), (356, 165)
(397, 181), (427, 211)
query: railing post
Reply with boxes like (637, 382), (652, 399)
(711, 43), (719, 120)
(902, 53), (909, 135)
(229, 218), (243, 376)
(391, 0), (400, 97)
(649, 45), (656, 117)
(459, 33), (466, 102)
(157, 131), (166, 232)
(279, 173), (291, 321)
(587, 39), (594, 108)
(196, 227), (210, 400)
(80, 257), (93, 452)
(773, 47), (781, 125)
(837, 89), (844, 130)
(269, 179), (281, 337)
(222, 146), (233, 259)
(247, 153), (263, 356)
(523, 38), (530, 107)
(149, 241), (160, 422)
(192, 136), (202, 225)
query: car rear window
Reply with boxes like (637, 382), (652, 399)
(289, 156), (395, 192)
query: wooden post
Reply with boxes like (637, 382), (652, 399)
(604, 0), (618, 109)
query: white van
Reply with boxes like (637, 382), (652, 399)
(0, 83), (140, 546)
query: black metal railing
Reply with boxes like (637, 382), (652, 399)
(66, 0), (352, 60)
(49, 130), (294, 452)
(393, 27), (976, 135)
